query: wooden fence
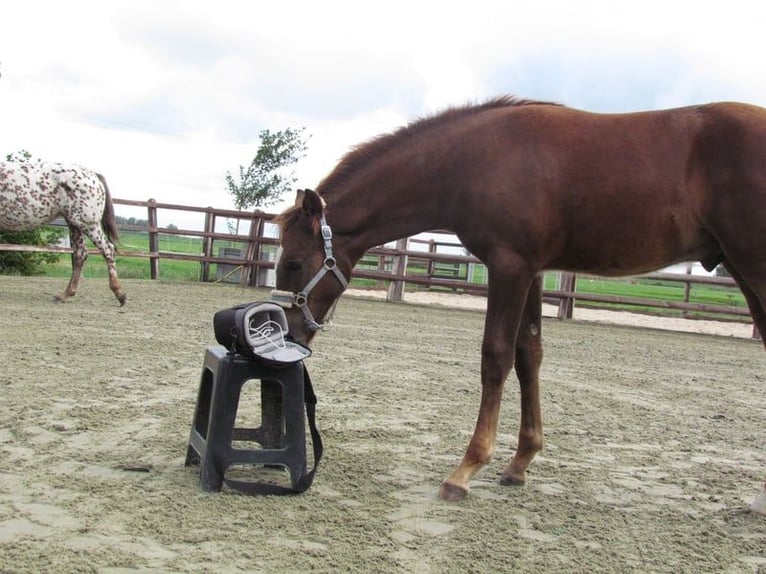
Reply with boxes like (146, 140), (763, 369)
(0, 198), (754, 330)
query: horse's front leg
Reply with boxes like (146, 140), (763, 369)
(501, 273), (544, 485)
(56, 226), (86, 303)
(439, 269), (533, 501)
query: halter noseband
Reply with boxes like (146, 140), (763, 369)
(271, 214), (348, 332)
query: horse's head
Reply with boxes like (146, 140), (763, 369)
(272, 189), (349, 346)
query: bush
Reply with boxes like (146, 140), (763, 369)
(0, 227), (67, 275)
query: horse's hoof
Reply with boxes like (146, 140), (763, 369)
(499, 473), (526, 486)
(439, 481), (469, 501)
(118, 294), (127, 306)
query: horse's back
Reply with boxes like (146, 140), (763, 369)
(456, 101), (766, 276)
(0, 161), (106, 230)
(0, 161), (61, 228)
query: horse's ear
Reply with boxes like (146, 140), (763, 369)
(300, 189), (325, 233)
(293, 189), (306, 207)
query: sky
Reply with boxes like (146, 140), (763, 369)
(1, 0), (766, 230)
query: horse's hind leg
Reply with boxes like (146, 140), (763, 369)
(56, 226), (86, 303)
(722, 259), (766, 515)
(84, 224), (127, 306)
(500, 274), (544, 486)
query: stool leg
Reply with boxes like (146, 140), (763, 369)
(185, 368), (214, 467)
(185, 444), (201, 466)
(199, 359), (243, 492)
(280, 366), (308, 489)
(260, 380), (283, 449)
(199, 458), (224, 492)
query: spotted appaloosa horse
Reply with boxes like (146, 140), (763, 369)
(0, 160), (126, 305)
(273, 96), (766, 513)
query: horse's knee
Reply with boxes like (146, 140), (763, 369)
(481, 339), (515, 381)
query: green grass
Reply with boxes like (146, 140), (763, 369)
(41, 254), (200, 281)
(39, 230), (270, 282)
(558, 275), (747, 318)
(40, 230), (209, 282)
(569, 276), (745, 306)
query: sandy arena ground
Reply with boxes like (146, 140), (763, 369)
(0, 276), (764, 573)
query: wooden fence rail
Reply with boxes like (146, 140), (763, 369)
(0, 198), (753, 330)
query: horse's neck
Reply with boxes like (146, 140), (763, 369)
(326, 182), (444, 264)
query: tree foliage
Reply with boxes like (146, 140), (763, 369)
(115, 215), (149, 228)
(0, 228), (64, 275)
(225, 127), (309, 211)
(0, 149), (65, 275)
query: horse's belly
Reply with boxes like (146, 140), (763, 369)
(553, 235), (719, 276)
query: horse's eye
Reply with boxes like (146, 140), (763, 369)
(286, 260), (303, 272)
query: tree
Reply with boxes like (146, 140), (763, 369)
(225, 127), (309, 211)
(115, 215), (149, 228)
(0, 149), (65, 275)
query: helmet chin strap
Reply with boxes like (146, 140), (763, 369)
(271, 214), (348, 332)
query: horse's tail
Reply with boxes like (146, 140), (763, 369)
(97, 173), (120, 244)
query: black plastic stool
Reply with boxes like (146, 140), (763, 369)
(185, 345), (308, 493)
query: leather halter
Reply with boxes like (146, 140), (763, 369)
(271, 214), (348, 332)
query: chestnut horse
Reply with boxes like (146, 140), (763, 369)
(273, 96), (766, 510)
(0, 160), (126, 305)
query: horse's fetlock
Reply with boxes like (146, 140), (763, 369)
(518, 429), (543, 454)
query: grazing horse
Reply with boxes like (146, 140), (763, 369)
(0, 160), (127, 305)
(272, 96), (766, 511)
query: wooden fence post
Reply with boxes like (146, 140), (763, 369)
(558, 272), (576, 319)
(427, 239), (436, 278)
(200, 208), (215, 282)
(147, 199), (159, 280)
(242, 214), (263, 287)
(387, 238), (409, 302)
(682, 263), (693, 317)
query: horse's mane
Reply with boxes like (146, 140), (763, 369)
(317, 96), (560, 194)
(275, 96), (560, 231)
